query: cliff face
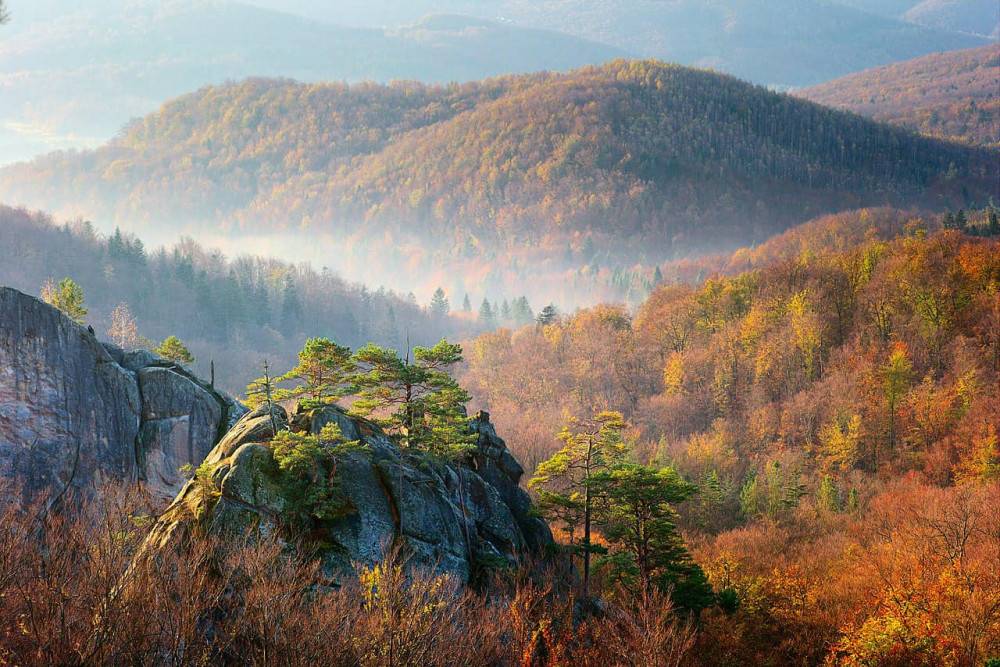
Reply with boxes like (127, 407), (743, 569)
(0, 286), (244, 504)
(0, 285), (552, 582)
(143, 403), (554, 584)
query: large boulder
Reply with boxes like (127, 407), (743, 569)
(0, 287), (141, 503)
(143, 404), (555, 585)
(137, 367), (225, 498)
(0, 286), (244, 504)
(470, 411), (554, 552)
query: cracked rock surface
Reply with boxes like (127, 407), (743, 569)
(143, 404), (554, 585)
(0, 286), (245, 504)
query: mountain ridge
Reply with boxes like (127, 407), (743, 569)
(0, 1), (627, 165)
(1, 60), (994, 304)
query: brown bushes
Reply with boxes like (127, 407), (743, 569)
(0, 486), (697, 667)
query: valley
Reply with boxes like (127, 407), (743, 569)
(1, 3), (998, 664)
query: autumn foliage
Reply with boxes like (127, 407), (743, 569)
(462, 214), (1000, 664)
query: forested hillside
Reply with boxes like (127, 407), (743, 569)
(0, 205), (471, 392)
(800, 44), (1000, 147)
(0, 1), (625, 165)
(461, 208), (1000, 663)
(1, 60), (994, 306)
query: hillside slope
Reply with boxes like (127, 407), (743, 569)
(0, 61), (994, 304)
(0, 1), (625, 165)
(0, 206), (471, 394)
(799, 45), (1000, 146)
(460, 213), (1000, 662)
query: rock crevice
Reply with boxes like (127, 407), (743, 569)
(144, 404), (554, 585)
(0, 286), (245, 503)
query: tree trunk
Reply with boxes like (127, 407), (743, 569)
(583, 483), (591, 600)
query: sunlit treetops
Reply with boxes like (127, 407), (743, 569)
(1, 60), (994, 266)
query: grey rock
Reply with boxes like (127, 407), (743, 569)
(203, 408), (287, 467)
(101, 341), (126, 365)
(120, 349), (165, 372)
(0, 286), (243, 504)
(137, 367), (224, 499)
(471, 411), (554, 551)
(0, 287), (141, 503)
(141, 405), (556, 586)
(308, 405), (362, 442)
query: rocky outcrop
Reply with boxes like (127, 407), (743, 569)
(0, 286), (245, 504)
(143, 404), (554, 585)
(470, 411), (553, 552)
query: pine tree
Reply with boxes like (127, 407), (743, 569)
(478, 298), (496, 326)
(40, 277), (87, 324)
(653, 265), (664, 286)
(254, 282), (271, 326)
(269, 338), (354, 406)
(817, 475), (841, 512)
(529, 411), (629, 598)
(108, 227), (126, 260)
(988, 207), (999, 236)
(955, 209), (968, 231)
(696, 469), (728, 531)
(513, 296), (534, 326)
(429, 287), (450, 318)
(847, 488), (860, 514)
(281, 275), (303, 325)
(350, 339), (472, 457)
(462, 293), (472, 312)
(500, 299), (511, 321)
(595, 463), (713, 610)
(155, 335), (194, 365)
(537, 303), (559, 326)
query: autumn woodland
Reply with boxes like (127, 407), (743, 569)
(0, 2), (998, 665)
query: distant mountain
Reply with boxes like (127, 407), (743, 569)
(838, 0), (999, 37)
(247, 0), (990, 87)
(799, 45), (1000, 147)
(1, 61), (994, 306)
(905, 0), (999, 37)
(0, 1), (625, 165)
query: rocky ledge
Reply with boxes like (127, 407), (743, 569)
(0, 286), (245, 504)
(143, 403), (553, 585)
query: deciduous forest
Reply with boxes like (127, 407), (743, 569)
(1, 4), (998, 665)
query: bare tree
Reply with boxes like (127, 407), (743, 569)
(0, 1), (9, 25)
(107, 303), (140, 349)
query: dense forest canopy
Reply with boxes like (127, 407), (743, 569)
(800, 44), (1000, 147)
(1, 3), (998, 664)
(0, 205), (477, 392)
(460, 208), (1000, 662)
(1, 60), (994, 306)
